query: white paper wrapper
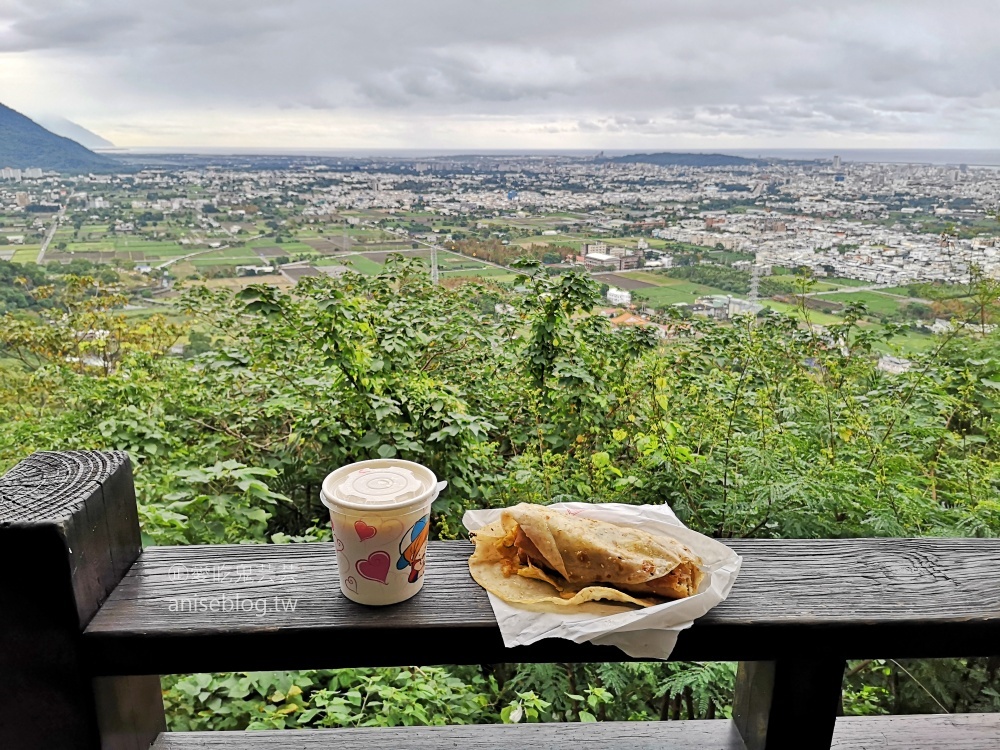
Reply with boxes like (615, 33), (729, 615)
(462, 502), (742, 660)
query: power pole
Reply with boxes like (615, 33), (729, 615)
(749, 263), (761, 302)
(430, 242), (439, 285)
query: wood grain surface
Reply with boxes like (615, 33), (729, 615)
(148, 714), (1000, 749)
(84, 537), (1000, 675)
(0, 451), (165, 750)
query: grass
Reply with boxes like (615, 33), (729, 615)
(823, 291), (903, 317)
(618, 270), (671, 285)
(185, 275), (294, 292)
(873, 330), (940, 356)
(633, 281), (732, 307)
(615, 271), (738, 307)
(761, 300), (846, 326)
(823, 277), (871, 288)
(12, 247), (39, 262)
(340, 255), (384, 275)
(440, 267), (517, 280)
(880, 286), (917, 296)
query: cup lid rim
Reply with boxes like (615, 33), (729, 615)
(321, 459), (440, 512)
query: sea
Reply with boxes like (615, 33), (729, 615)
(109, 147), (1000, 167)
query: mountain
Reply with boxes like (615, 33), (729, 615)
(0, 103), (116, 172)
(600, 152), (767, 167)
(33, 116), (115, 150)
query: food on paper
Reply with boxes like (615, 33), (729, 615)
(469, 503), (704, 608)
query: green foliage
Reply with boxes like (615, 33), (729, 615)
(163, 668), (492, 730)
(2, 253), (1000, 727)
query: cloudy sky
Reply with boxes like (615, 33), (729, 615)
(1, 0), (997, 149)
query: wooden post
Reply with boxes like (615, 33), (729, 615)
(733, 659), (846, 750)
(0, 451), (165, 750)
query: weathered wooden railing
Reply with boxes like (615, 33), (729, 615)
(2, 451), (999, 749)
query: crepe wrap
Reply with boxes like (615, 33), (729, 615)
(469, 503), (704, 608)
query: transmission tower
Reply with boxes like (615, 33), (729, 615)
(430, 243), (439, 285)
(749, 263), (761, 302)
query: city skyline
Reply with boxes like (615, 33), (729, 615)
(1, 0), (998, 150)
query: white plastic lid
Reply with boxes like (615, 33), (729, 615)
(321, 459), (444, 512)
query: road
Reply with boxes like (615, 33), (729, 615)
(36, 205), (65, 264)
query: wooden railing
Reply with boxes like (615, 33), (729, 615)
(1, 450), (999, 749)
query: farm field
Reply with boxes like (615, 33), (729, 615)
(315, 248), (507, 279)
(760, 300), (847, 326)
(191, 274), (294, 291)
(611, 269), (747, 306)
(440, 267), (517, 282)
(594, 273), (656, 290)
(12, 247), (40, 262)
(874, 330), (940, 355)
(823, 291), (905, 316)
(634, 281), (730, 307)
(824, 277), (873, 288)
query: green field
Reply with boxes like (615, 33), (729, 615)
(633, 284), (721, 306)
(823, 291), (904, 316)
(761, 300), (846, 325)
(12, 247), (39, 262)
(823, 277), (871, 288)
(873, 330), (940, 355)
(332, 255), (384, 275)
(614, 271), (740, 307)
(440, 267), (518, 282)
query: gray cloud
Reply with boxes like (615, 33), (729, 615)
(0, 0), (997, 146)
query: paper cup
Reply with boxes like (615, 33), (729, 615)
(321, 459), (446, 606)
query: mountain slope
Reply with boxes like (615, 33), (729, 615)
(33, 116), (115, 150)
(0, 103), (115, 171)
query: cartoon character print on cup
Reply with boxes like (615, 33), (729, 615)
(397, 515), (430, 584)
(357, 551), (391, 584)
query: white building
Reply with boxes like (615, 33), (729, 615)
(606, 287), (632, 306)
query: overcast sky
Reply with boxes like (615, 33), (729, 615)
(1, 0), (997, 149)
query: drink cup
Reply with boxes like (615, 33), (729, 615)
(321, 459), (446, 606)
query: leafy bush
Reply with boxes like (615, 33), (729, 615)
(2, 254), (999, 725)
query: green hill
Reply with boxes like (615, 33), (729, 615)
(601, 152), (767, 167)
(0, 103), (116, 172)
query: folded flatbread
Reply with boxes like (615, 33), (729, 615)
(469, 504), (704, 608)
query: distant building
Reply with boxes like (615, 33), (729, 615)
(833, 155), (842, 169)
(877, 356), (912, 375)
(235, 264), (274, 276)
(619, 253), (643, 270)
(584, 252), (619, 270)
(728, 297), (764, 317)
(692, 295), (731, 320)
(584, 250), (642, 271)
(606, 287), (632, 305)
(15, 192), (29, 208)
